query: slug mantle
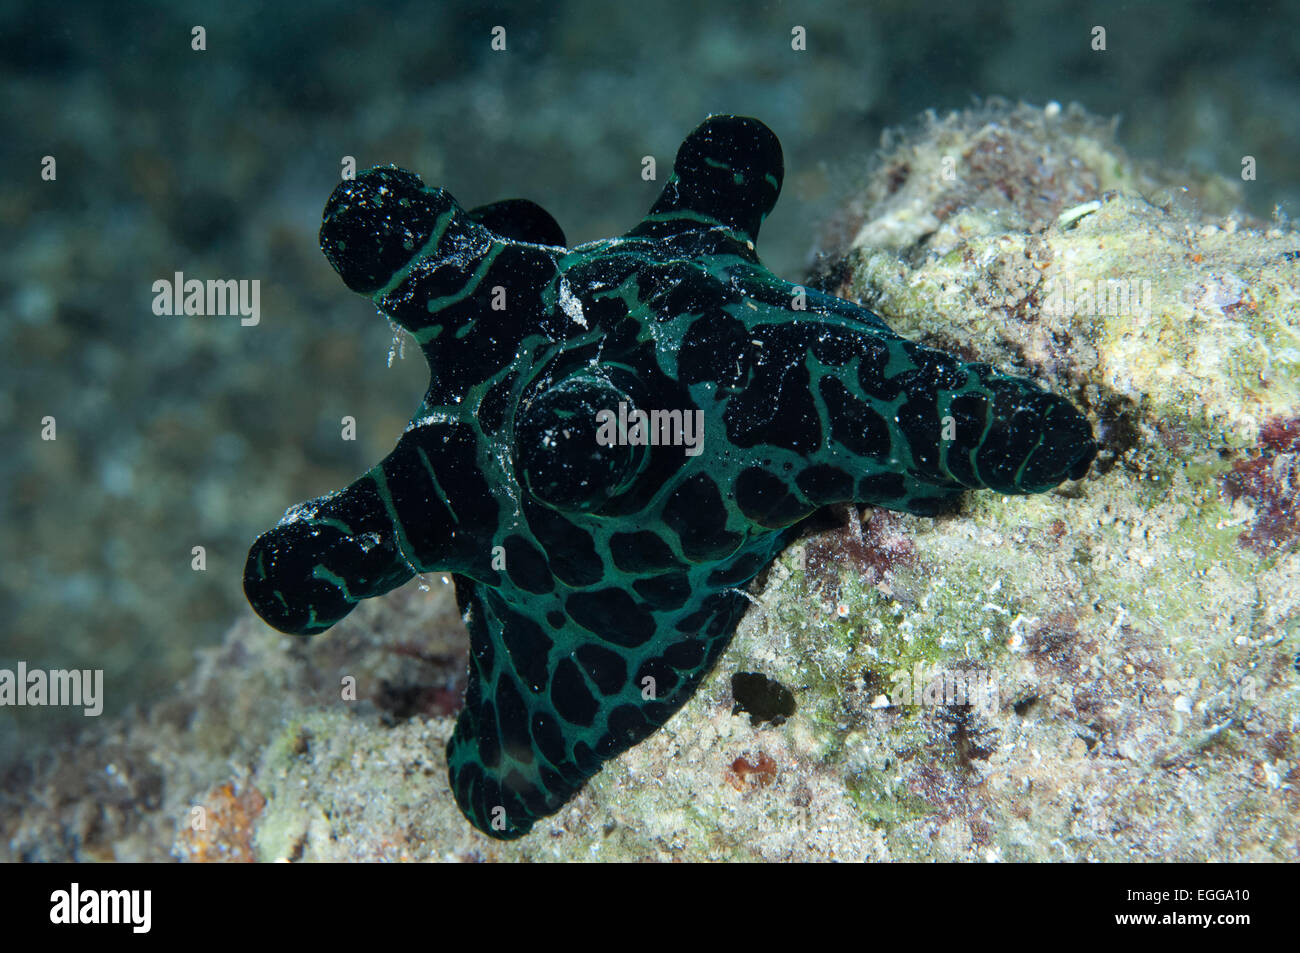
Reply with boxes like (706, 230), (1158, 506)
(243, 115), (1096, 839)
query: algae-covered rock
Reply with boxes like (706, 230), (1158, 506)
(833, 101), (1299, 450)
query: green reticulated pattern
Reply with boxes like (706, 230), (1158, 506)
(243, 116), (1096, 838)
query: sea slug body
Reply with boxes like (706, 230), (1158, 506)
(244, 115), (1096, 839)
